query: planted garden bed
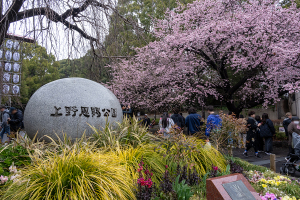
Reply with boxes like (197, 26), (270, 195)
(0, 117), (299, 199)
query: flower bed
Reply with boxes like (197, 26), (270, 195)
(246, 170), (300, 200)
(0, 118), (299, 199)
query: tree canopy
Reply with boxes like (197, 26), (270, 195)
(19, 43), (60, 104)
(104, 0), (193, 57)
(108, 0), (300, 114)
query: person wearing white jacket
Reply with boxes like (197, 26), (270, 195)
(159, 112), (174, 137)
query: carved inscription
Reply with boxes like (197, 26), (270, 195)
(91, 107), (101, 117)
(222, 180), (256, 200)
(65, 106), (79, 116)
(111, 108), (117, 117)
(79, 107), (90, 117)
(102, 109), (110, 117)
(51, 106), (117, 118)
(50, 106), (63, 117)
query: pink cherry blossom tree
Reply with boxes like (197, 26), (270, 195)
(108, 0), (300, 115)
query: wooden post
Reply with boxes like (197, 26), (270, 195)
(270, 154), (276, 172)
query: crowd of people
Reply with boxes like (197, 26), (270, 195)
(158, 106), (222, 138)
(0, 106), (24, 144)
(126, 104), (300, 158)
(242, 111), (276, 158)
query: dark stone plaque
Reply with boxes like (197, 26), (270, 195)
(222, 180), (256, 200)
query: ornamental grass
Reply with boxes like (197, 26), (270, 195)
(2, 146), (136, 200)
(113, 145), (166, 184)
(0, 118), (229, 199)
(155, 128), (227, 176)
(91, 116), (157, 149)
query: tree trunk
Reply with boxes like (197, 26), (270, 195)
(226, 102), (242, 117)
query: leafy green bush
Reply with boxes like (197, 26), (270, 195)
(275, 132), (286, 141)
(228, 157), (269, 172)
(0, 145), (31, 175)
(154, 118), (160, 125)
(173, 175), (194, 200)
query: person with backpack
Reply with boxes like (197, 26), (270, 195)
(0, 106), (10, 142)
(258, 113), (275, 155)
(8, 107), (24, 133)
(159, 112), (175, 137)
(205, 106), (222, 137)
(243, 111), (261, 158)
(185, 107), (203, 135)
(171, 108), (184, 129)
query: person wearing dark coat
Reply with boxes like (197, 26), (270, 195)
(8, 107), (23, 132)
(143, 114), (151, 127)
(283, 112), (292, 137)
(255, 115), (264, 152)
(122, 104), (132, 118)
(171, 108), (184, 129)
(185, 107), (203, 135)
(179, 113), (185, 126)
(243, 111), (260, 158)
(258, 113), (275, 155)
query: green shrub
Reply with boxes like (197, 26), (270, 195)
(173, 176), (194, 200)
(0, 145), (31, 175)
(154, 118), (160, 125)
(275, 132), (286, 141)
(228, 157), (269, 172)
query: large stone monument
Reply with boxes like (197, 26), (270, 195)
(24, 78), (123, 142)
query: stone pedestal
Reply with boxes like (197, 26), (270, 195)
(206, 173), (260, 200)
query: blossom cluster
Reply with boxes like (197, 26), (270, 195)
(137, 177), (153, 188)
(212, 166), (218, 171)
(260, 193), (300, 200)
(281, 196), (299, 200)
(137, 160), (153, 189)
(248, 170), (265, 183)
(109, 0), (300, 111)
(0, 175), (8, 184)
(260, 176), (291, 188)
(247, 170), (299, 200)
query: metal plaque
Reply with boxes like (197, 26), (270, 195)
(222, 180), (256, 200)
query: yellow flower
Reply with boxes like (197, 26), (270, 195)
(260, 178), (266, 183)
(261, 184), (267, 188)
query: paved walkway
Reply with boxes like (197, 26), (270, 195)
(232, 147), (300, 177)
